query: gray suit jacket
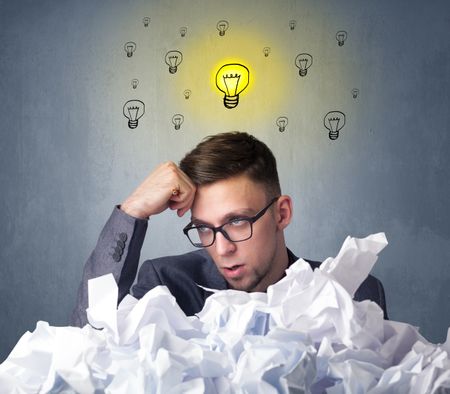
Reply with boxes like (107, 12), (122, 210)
(71, 207), (388, 327)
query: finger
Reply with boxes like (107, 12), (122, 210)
(178, 195), (196, 216)
(168, 194), (193, 212)
(171, 185), (181, 197)
(169, 191), (195, 216)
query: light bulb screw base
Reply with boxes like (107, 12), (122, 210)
(128, 120), (138, 129)
(223, 95), (239, 109)
(328, 131), (339, 140)
(299, 69), (307, 77)
(168, 66), (178, 74)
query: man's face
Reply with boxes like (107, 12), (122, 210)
(190, 174), (289, 292)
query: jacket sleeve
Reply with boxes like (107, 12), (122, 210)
(70, 206), (148, 327)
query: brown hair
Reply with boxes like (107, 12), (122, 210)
(179, 131), (281, 197)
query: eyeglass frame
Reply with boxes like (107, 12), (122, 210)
(183, 197), (279, 248)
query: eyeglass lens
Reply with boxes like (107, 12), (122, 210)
(187, 219), (252, 247)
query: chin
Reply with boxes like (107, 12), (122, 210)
(230, 278), (264, 293)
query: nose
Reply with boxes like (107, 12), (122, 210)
(214, 231), (236, 256)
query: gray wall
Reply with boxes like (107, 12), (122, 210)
(1, 0), (449, 361)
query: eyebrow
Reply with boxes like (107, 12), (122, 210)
(190, 208), (257, 226)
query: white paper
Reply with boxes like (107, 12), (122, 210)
(1, 232), (450, 393)
(319, 232), (388, 297)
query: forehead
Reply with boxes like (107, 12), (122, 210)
(191, 174), (268, 222)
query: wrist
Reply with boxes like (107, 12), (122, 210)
(120, 200), (148, 219)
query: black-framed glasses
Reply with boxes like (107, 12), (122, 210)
(183, 197), (279, 248)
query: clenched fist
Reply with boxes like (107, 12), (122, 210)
(120, 161), (196, 219)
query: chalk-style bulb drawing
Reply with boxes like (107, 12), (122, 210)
(263, 47), (271, 57)
(124, 42), (137, 58)
(289, 20), (297, 30)
(143, 17), (150, 27)
(215, 63), (250, 109)
(324, 111), (346, 140)
(180, 27), (187, 37)
(165, 50), (183, 74)
(131, 79), (139, 89)
(216, 20), (229, 36)
(276, 116), (289, 132)
(336, 31), (348, 46)
(172, 114), (184, 130)
(183, 89), (191, 99)
(351, 88), (359, 99)
(295, 53), (313, 77)
(123, 100), (145, 129)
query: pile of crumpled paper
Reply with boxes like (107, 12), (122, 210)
(1, 233), (449, 393)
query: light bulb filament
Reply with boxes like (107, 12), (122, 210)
(328, 117), (341, 131)
(168, 56), (179, 67)
(223, 74), (241, 96)
(299, 59), (309, 69)
(128, 107), (141, 120)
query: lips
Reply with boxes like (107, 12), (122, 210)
(222, 264), (245, 279)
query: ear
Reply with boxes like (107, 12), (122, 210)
(275, 195), (293, 230)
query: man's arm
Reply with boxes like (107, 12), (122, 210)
(70, 207), (147, 327)
(70, 162), (196, 328)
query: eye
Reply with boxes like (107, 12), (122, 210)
(228, 218), (248, 226)
(196, 225), (212, 234)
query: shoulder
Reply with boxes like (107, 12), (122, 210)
(133, 249), (225, 315)
(289, 249), (388, 319)
(142, 249), (211, 271)
(137, 249), (226, 289)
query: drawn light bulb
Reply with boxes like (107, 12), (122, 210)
(295, 53), (313, 77)
(124, 42), (136, 58)
(180, 27), (187, 37)
(216, 20), (229, 36)
(165, 50), (183, 74)
(143, 17), (150, 27)
(123, 100), (145, 129)
(336, 30), (348, 46)
(131, 79), (139, 89)
(351, 88), (359, 99)
(215, 63), (250, 109)
(263, 47), (271, 57)
(172, 114), (184, 130)
(276, 116), (289, 133)
(183, 89), (191, 99)
(324, 111), (346, 140)
(289, 20), (297, 30)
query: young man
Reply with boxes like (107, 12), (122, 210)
(71, 132), (387, 327)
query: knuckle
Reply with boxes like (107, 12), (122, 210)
(161, 161), (179, 178)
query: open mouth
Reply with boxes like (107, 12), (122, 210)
(225, 265), (240, 270)
(222, 264), (245, 278)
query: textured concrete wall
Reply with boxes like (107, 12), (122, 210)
(1, 0), (449, 360)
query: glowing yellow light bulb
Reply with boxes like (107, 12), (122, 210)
(215, 63), (249, 109)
